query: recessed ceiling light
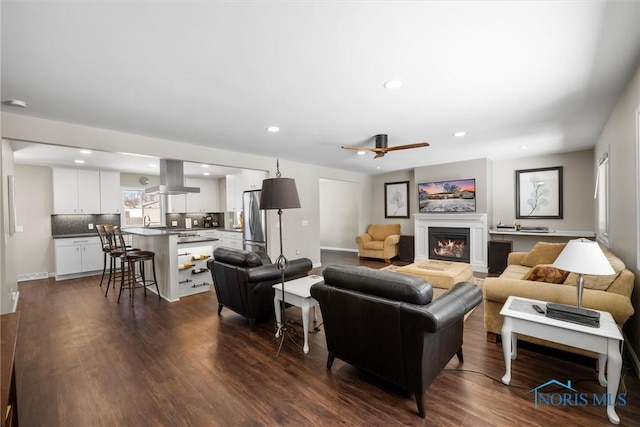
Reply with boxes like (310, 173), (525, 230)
(453, 131), (466, 137)
(6, 99), (27, 108)
(357, 151), (366, 156)
(203, 172), (210, 176)
(376, 166), (381, 170)
(521, 146), (528, 150)
(267, 126), (280, 133)
(148, 163), (157, 167)
(383, 79), (405, 89)
(201, 164), (209, 168)
(74, 159), (85, 164)
(80, 149), (92, 155)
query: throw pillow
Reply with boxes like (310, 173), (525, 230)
(522, 264), (569, 284)
(564, 246), (625, 291)
(520, 242), (567, 267)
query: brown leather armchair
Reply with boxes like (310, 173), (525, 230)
(356, 223), (401, 262)
(208, 247), (313, 330)
(310, 265), (482, 417)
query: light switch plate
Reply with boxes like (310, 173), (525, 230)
(88, 223), (94, 229)
(172, 221), (178, 226)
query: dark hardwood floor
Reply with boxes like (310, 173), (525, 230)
(13, 250), (640, 426)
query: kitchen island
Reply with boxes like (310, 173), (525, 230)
(125, 227), (221, 301)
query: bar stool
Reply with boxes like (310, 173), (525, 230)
(111, 226), (161, 306)
(102, 225), (140, 296)
(95, 225), (111, 287)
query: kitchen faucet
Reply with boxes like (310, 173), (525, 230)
(144, 215), (151, 228)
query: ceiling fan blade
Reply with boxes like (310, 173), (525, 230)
(382, 142), (430, 152)
(341, 145), (369, 151)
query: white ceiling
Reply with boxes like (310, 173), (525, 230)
(2, 1), (640, 175)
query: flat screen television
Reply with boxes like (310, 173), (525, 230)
(418, 178), (476, 212)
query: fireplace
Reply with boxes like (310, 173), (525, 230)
(428, 227), (470, 263)
(414, 213), (487, 272)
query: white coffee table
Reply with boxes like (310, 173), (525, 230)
(273, 274), (323, 354)
(500, 296), (624, 424)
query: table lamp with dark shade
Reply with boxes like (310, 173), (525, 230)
(259, 160), (301, 355)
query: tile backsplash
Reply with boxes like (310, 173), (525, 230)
(51, 214), (121, 236)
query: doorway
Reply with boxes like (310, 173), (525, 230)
(319, 178), (359, 252)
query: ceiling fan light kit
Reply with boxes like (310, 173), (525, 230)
(341, 134), (429, 159)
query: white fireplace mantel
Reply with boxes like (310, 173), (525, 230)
(413, 213), (488, 272)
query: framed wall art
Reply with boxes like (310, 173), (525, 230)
(385, 181), (409, 218)
(515, 166), (563, 219)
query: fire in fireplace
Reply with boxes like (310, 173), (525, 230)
(428, 227), (470, 263)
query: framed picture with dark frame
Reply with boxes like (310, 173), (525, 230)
(516, 166), (563, 219)
(385, 181), (410, 218)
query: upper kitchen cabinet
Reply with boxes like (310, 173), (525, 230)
(186, 177), (219, 212)
(225, 170), (266, 211)
(99, 171), (121, 213)
(241, 169), (266, 191)
(168, 194), (186, 213)
(53, 168), (101, 214)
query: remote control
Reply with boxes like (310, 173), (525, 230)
(532, 304), (545, 314)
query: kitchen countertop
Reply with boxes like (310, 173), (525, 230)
(52, 233), (99, 239)
(52, 227), (241, 239)
(177, 237), (220, 245)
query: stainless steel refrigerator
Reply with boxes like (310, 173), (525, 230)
(242, 190), (267, 252)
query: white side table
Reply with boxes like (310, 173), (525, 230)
(273, 275), (323, 354)
(500, 296), (624, 424)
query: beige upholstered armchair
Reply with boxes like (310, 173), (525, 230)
(356, 223), (401, 263)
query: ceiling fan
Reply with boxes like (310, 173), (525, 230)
(342, 134), (430, 158)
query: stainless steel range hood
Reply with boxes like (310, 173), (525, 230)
(145, 159), (200, 195)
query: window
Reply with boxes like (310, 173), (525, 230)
(122, 189), (161, 227)
(595, 151), (609, 246)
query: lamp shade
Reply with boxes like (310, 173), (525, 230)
(260, 177), (301, 210)
(552, 238), (615, 275)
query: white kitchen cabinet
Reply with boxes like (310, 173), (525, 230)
(225, 170), (266, 212)
(100, 171), (121, 213)
(168, 194), (186, 213)
(184, 177), (219, 213)
(53, 168), (101, 214)
(198, 229), (222, 250)
(225, 173), (239, 211)
(185, 178), (202, 213)
(217, 230), (243, 250)
(240, 169), (266, 192)
(200, 178), (220, 212)
(54, 236), (103, 279)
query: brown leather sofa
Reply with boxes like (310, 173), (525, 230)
(310, 265), (482, 417)
(208, 247), (313, 330)
(355, 223), (401, 262)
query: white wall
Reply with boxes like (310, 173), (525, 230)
(594, 65), (640, 362)
(1, 113), (373, 269)
(370, 169), (414, 235)
(373, 154), (595, 252)
(319, 178), (360, 251)
(14, 165), (54, 278)
(1, 140), (18, 313)
(492, 150), (594, 230)
(415, 158), (491, 214)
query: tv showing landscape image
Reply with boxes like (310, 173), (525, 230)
(418, 179), (476, 212)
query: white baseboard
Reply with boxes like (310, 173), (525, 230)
(17, 272), (49, 282)
(320, 247), (358, 253)
(623, 332), (640, 379)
